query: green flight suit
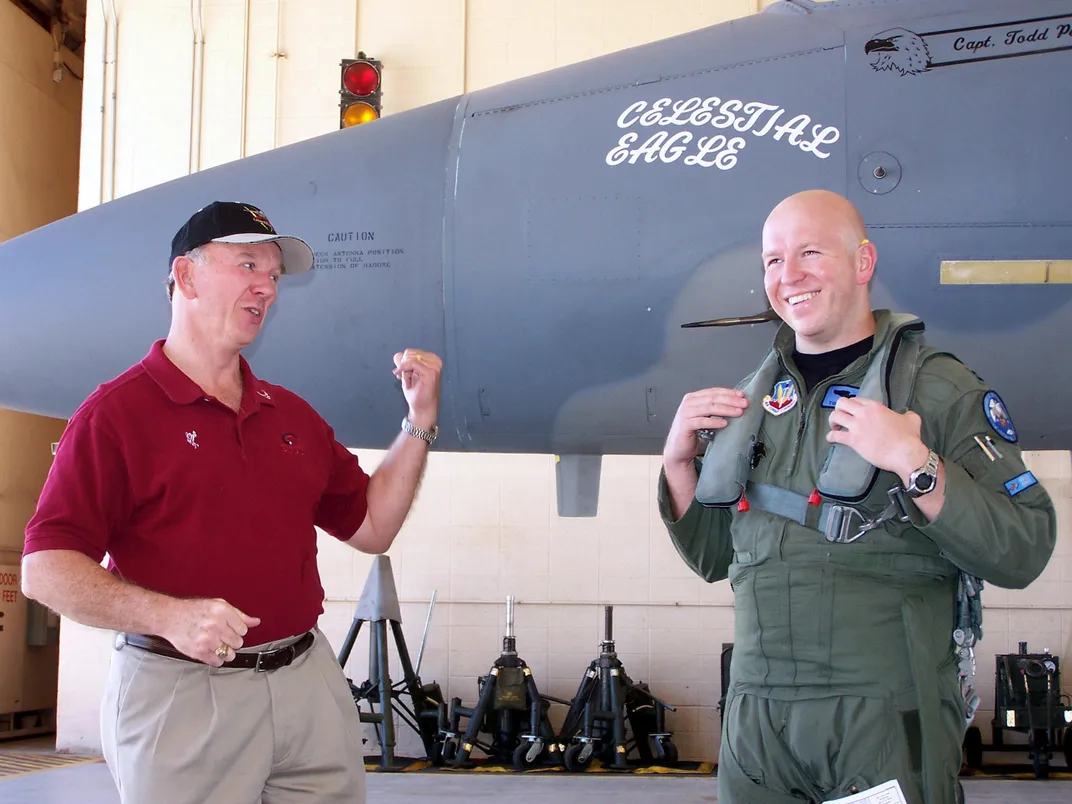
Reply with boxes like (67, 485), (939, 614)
(658, 310), (1057, 804)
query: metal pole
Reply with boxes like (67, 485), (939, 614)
(414, 589), (437, 676)
(375, 620), (396, 768)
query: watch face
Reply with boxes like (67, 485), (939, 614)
(916, 473), (934, 492)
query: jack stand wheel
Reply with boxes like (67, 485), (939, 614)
(1030, 729), (1050, 779)
(512, 742), (544, 771)
(652, 738), (678, 767)
(964, 726), (983, 769)
(564, 742), (594, 772)
(429, 741), (445, 767)
(440, 738), (459, 764)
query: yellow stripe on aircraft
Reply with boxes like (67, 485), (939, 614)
(940, 260), (1072, 285)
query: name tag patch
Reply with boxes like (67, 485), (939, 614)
(822, 385), (859, 409)
(1004, 471), (1038, 496)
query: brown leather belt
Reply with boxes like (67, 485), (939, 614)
(118, 630), (315, 672)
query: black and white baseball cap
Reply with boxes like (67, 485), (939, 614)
(169, 201), (314, 275)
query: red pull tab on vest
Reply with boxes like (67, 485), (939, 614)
(737, 493), (750, 513)
(808, 488), (821, 506)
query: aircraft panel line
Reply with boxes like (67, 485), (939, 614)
(470, 46), (841, 118)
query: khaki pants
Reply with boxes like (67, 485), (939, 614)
(101, 628), (367, 804)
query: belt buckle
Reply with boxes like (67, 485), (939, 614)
(255, 643), (297, 673)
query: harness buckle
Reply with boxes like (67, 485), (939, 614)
(885, 484), (913, 523)
(824, 505), (868, 544)
(824, 485), (912, 544)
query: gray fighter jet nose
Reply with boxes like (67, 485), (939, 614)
(2, 0), (1071, 462)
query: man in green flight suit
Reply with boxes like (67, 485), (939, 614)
(658, 189), (1057, 804)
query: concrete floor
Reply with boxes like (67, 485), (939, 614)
(1, 753), (1069, 803)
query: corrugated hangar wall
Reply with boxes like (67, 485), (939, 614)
(1, 0), (1069, 764)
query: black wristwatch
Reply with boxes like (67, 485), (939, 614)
(905, 450), (940, 498)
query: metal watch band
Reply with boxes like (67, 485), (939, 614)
(907, 449), (940, 497)
(401, 417), (438, 445)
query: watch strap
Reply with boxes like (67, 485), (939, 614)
(906, 450), (940, 497)
(402, 417), (438, 445)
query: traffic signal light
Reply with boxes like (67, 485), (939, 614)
(339, 53), (382, 128)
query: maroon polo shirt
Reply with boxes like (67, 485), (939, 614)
(24, 340), (370, 644)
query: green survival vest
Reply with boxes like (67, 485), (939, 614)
(694, 311), (983, 728)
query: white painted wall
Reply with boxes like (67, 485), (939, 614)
(53, 0), (1072, 764)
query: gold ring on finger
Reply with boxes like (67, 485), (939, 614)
(215, 644), (229, 660)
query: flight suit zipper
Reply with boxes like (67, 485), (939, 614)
(784, 359), (867, 481)
(783, 359), (810, 479)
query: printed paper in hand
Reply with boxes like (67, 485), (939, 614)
(825, 779), (908, 804)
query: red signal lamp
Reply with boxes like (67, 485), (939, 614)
(339, 54), (383, 129)
(343, 61), (380, 97)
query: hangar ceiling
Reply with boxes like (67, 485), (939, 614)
(9, 0), (87, 58)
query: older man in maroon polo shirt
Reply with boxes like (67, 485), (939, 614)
(21, 201), (442, 803)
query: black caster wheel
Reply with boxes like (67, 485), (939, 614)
(991, 725), (1004, 747)
(1030, 730), (1050, 779)
(564, 742), (594, 772)
(964, 726), (983, 769)
(657, 739), (679, 767)
(429, 740), (445, 767)
(440, 738), (459, 764)
(1032, 753), (1050, 779)
(512, 742), (543, 771)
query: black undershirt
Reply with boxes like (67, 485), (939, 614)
(793, 336), (874, 394)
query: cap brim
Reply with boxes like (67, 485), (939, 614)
(211, 233), (314, 275)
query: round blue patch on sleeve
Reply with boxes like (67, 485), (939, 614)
(983, 391), (1017, 443)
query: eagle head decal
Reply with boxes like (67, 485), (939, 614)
(865, 28), (931, 76)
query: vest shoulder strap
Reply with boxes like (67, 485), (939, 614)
(694, 349), (782, 507)
(816, 318), (924, 502)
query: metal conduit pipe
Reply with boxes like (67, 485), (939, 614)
(99, 0), (118, 203)
(239, 0), (250, 158)
(189, 0), (205, 174)
(272, 0), (283, 149)
(460, 0), (467, 94)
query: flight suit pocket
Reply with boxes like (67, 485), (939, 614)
(721, 693), (767, 787)
(947, 431), (1000, 481)
(823, 697), (923, 803)
(730, 515), (785, 568)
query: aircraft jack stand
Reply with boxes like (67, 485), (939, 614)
(555, 605), (679, 771)
(439, 596), (568, 770)
(337, 554), (445, 771)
